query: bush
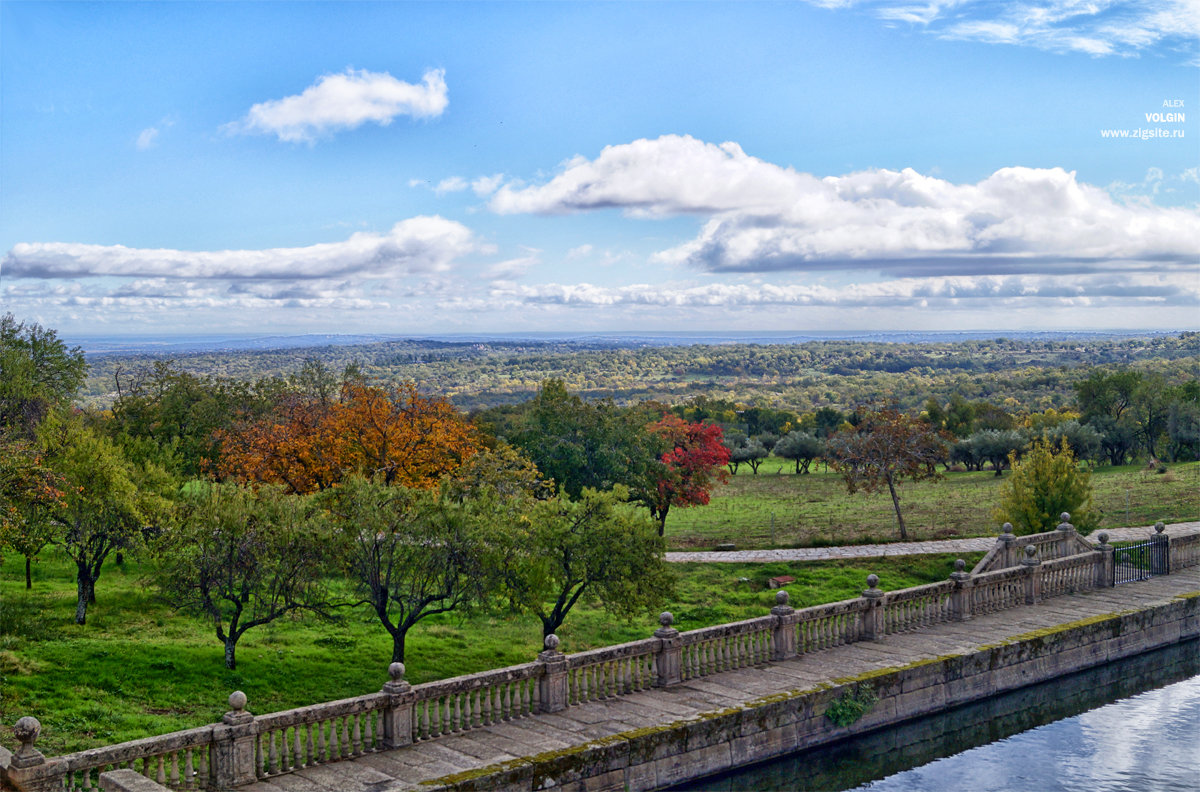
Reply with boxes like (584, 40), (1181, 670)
(994, 438), (1099, 535)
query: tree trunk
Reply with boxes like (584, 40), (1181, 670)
(391, 631), (406, 664)
(25, 556), (32, 590)
(656, 505), (669, 537)
(75, 573), (94, 625)
(224, 636), (238, 670)
(885, 475), (908, 541)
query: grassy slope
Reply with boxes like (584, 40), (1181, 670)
(664, 460), (1200, 550)
(0, 551), (974, 754)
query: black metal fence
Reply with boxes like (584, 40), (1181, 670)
(1113, 539), (1170, 585)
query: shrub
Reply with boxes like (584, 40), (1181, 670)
(994, 438), (1099, 535)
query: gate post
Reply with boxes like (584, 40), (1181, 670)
(1, 717), (68, 792)
(998, 524), (1017, 567)
(1095, 533), (1115, 588)
(381, 663), (414, 748)
(950, 559), (973, 621)
(210, 692), (257, 790)
(654, 613), (683, 687)
(1021, 545), (1042, 604)
(536, 635), (569, 713)
(1151, 522), (1170, 575)
(770, 591), (797, 660)
(860, 575), (885, 640)
(1056, 513), (1077, 559)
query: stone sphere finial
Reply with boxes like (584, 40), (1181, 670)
(1097, 532), (1109, 545)
(1155, 522), (1166, 534)
(775, 590), (790, 607)
(228, 691), (247, 712)
(388, 662), (406, 682)
(544, 634), (560, 651)
(1024, 545), (1038, 559)
(866, 574), (879, 589)
(659, 611), (674, 628)
(954, 559), (966, 573)
(1001, 523), (1014, 538)
(13, 716), (40, 747)
(1060, 513), (1071, 523)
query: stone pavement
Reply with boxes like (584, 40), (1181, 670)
(241, 566), (1200, 792)
(664, 521), (1200, 564)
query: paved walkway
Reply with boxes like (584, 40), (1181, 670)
(664, 521), (1200, 563)
(243, 567), (1200, 792)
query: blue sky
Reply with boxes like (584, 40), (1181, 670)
(2, 1), (1197, 337)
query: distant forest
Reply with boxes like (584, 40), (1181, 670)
(81, 332), (1200, 416)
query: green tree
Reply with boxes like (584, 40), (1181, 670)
(828, 406), (947, 540)
(507, 380), (656, 499)
(0, 436), (64, 588)
(0, 314), (86, 435)
(967, 429), (1026, 476)
(37, 414), (166, 624)
(319, 477), (503, 664)
(503, 487), (673, 640)
(773, 431), (825, 474)
(155, 483), (336, 669)
(994, 438), (1099, 535)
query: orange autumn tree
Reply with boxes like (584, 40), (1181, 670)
(215, 382), (477, 493)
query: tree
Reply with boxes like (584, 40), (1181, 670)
(0, 314), (86, 435)
(995, 438), (1098, 535)
(827, 406), (947, 540)
(726, 435), (768, 475)
(37, 414), (166, 624)
(638, 416), (729, 535)
(967, 429), (1026, 476)
(216, 381), (477, 493)
(507, 380), (656, 499)
(502, 487), (673, 639)
(773, 431), (825, 474)
(1040, 420), (1103, 465)
(155, 483), (336, 669)
(1075, 369), (1142, 423)
(0, 435), (64, 588)
(319, 477), (501, 664)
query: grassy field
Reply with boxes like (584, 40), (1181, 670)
(0, 549), (976, 754)
(663, 459), (1200, 550)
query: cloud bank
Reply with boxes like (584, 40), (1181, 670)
(3, 216), (479, 281)
(224, 68), (448, 143)
(491, 135), (1200, 275)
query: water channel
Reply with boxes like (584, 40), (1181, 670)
(671, 638), (1200, 792)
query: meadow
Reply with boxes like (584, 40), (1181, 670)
(663, 459), (1200, 550)
(0, 550), (974, 754)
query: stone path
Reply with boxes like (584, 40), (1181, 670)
(664, 521), (1200, 563)
(242, 567), (1200, 792)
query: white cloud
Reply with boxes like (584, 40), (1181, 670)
(3, 216), (482, 280)
(471, 174), (505, 197)
(485, 255), (539, 280)
(435, 176), (469, 194)
(224, 68), (448, 143)
(490, 135), (1200, 275)
(818, 0), (1199, 59)
(136, 127), (159, 150)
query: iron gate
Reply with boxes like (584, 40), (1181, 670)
(1113, 539), (1170, 585)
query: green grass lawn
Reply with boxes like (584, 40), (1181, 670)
(664, 459), (1200, 551)
(0, 549), (977, 754)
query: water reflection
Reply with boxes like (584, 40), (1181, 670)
(670, 639), (1200, 792)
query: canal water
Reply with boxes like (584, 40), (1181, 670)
(671, 638), (1200, 791)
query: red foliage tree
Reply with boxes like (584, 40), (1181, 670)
(641, 416), (730, 535)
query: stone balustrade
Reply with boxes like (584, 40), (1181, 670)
(4, 520), (1197, 792)
(971, 514), (1096, 575)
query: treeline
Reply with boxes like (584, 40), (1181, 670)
(81, 333), (1200, 415)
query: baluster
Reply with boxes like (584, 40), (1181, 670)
(340, 716), (350, 757)
(580, 665), (590, 701)
(330, 719), (342, 760)
(506, 681), (517, 718)
(264, 730), (277, 774)
(289, 726), (301, 769)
